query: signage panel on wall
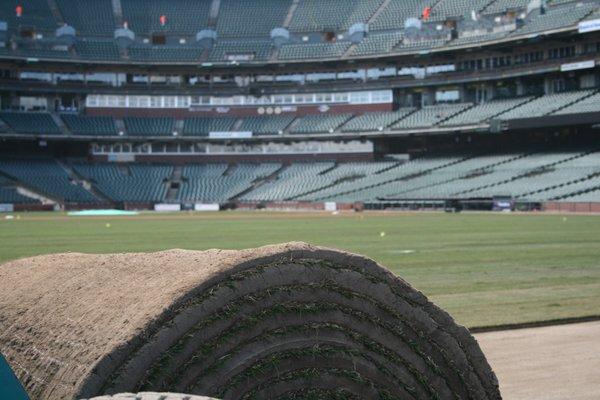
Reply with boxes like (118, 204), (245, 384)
(209, 131), (253, 139)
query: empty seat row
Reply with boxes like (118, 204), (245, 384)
(0, 176), (38, 204)
(341, 109), (415, 132)
(0, 158), (99, 203)
(289, 0), (384, 33)
(351, 32), (404, 56)
(290, 114), (353, 134)
(238, 115), (295, 135)
(179, 163), (281, 202)
(392, 104), (472, 129)
(509, 3), (594, 36)
(62, 114), (118, 136)
(498, 90), (595, 120)
(441, 97), (532, 126)
(0, 113), (61, 135)
(2, 154), (599, 205)
(120, 0), (211, 36)
(217, 0), (292, 37)
(278, 42), (351, 61)
(124, 117), (175, 136)
(72, 162), (172, 202)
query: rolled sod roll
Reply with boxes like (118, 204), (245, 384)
(0, 243), (500, 400)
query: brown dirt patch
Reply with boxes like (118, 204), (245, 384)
(475, 321), (600, 400)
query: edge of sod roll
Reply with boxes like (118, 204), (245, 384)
(0, 242), (500, 400)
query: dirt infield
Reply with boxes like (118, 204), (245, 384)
(0, 243), (499, 400)
(475, 321), (600, 400)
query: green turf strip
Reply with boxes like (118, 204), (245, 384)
(1, 211), (599, 328)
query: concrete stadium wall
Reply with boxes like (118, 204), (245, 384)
(86, 104), (392, 118)
(543, 202), (600, 213)
(90, 153), (375, 164)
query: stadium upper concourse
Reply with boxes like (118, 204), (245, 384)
(1, 0), (600, 212)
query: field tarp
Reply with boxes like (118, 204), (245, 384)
(67, 210), (140, 216)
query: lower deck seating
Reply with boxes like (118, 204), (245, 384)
(72, 162), (172, 203)
(0, 158), (98, 203)
(560, 188), (600, 202)
(0, 176), (38, 204)
(178, 163), (281, 203)
(240, 162), (336, 201)
(315, 152), (600, 203)
(2, 153), (599, 205)
(0, 187), (37, 203)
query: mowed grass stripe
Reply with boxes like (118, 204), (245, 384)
(0, 211), (599, 328)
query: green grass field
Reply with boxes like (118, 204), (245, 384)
(1, 211), (599, 328)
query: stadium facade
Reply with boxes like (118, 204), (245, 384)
(1, 0), (600, 212)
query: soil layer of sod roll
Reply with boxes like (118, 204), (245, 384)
(0, 242), (500, 400)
